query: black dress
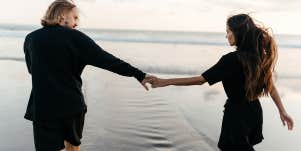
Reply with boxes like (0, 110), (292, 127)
(202, 51), (264, 151)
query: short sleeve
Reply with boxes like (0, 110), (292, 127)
(202, 54), (234, 85)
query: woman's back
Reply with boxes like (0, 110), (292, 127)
(202, 51), (260, 104)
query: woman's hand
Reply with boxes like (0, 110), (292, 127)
(269, 82), (294, 131)
(279, 111), (294, 130)
(150, 78), (169, 88)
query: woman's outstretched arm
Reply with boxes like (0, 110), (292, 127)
(149, 76), (207, 88)
(270, 82), (294, 130)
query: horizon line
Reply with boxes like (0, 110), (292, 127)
(0, 23), (301, 37)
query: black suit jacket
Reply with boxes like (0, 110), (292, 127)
(24, 25), (146, 121)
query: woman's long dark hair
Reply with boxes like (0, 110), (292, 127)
(227, 14), (278, 101)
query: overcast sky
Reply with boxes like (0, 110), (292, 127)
(0, 0), (300, 34)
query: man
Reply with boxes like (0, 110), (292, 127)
(24, 0), (152, 150)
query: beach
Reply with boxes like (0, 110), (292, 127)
(0, 60), (215, 151)
(0, 28), (300, 151)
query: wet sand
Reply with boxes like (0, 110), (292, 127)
(0, 61), (214, 151)
(0, 41), (300, 151)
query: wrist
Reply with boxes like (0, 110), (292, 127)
(279, 109), (287, 114)
(163, 79), (171, 86)
(136, 71), (146, 83)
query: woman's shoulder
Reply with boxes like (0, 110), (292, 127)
(222, 51), (238, 58)
(220, 51), (239, 63)
(216, 51), (242, 71)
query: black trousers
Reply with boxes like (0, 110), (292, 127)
(33, 112), (85, 151)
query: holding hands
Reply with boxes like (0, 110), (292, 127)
(141, 75), (168, 90)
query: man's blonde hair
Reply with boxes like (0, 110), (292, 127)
(41, 0), (76, 26)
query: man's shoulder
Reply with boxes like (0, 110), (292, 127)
(25, 26), (93, 45)
(68, 28), (94, 43)
(25, 28), (42, 39)
(69, 28), (90, 38)
(26, 26), (83, 37)
(25, 26), (52, 40)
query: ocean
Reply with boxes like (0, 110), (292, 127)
(0, 24), (300, 151)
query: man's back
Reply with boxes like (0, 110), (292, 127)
(24, 25), (87, 121)
(24, 25), (145, 121)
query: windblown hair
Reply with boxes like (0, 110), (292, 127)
(41, 0), (76, 26)
(227, 14), (278, 101)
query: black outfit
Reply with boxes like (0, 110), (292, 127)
(23, 25), (146, 150)
(202, 51), (264, 151)
(33, 112), (85, 150)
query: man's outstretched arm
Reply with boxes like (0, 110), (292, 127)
(72, 30), (151, 89)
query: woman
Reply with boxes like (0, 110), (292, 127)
(24, 0), (151, 151)
(147, 14), (294, 151)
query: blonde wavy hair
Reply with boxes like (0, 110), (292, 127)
(41, 0), (76, 26)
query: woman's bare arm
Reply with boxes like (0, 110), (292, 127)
(270, 83), (287, 113)
(270, 82), (294, 130)
(150, 76), (207, 88)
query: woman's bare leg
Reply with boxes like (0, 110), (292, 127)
(64, 140), (80, 151)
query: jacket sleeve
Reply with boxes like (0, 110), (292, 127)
(71, 30), (146, 82)
(23, 35), (32, 74)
